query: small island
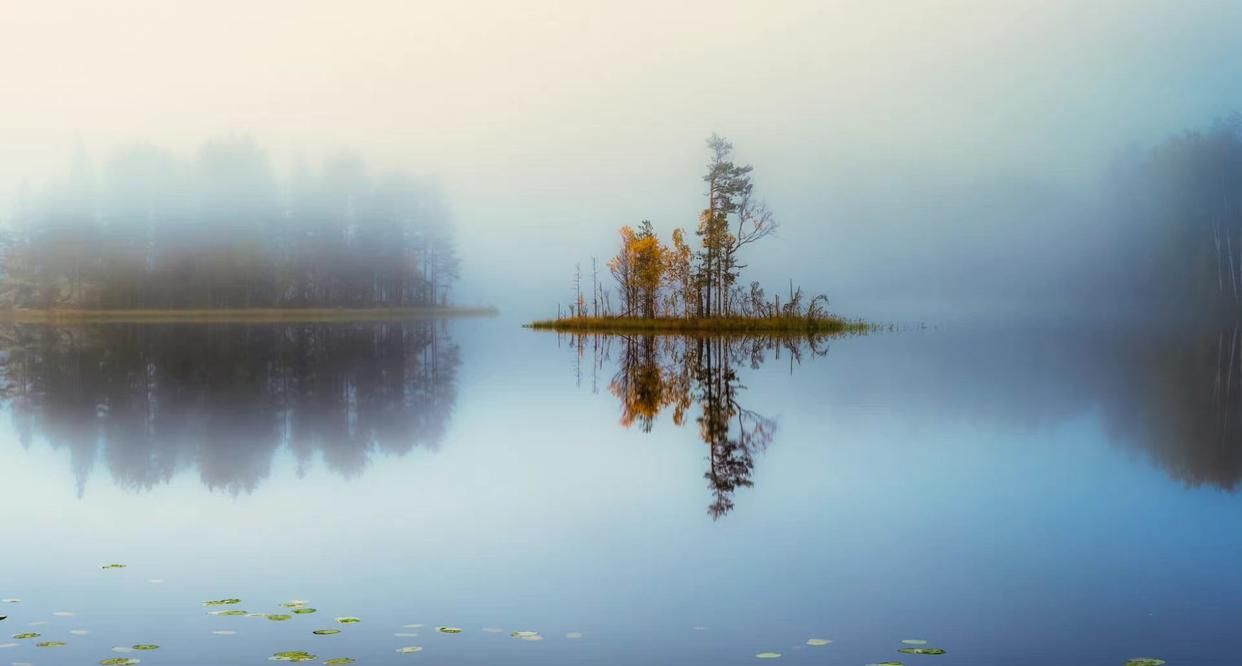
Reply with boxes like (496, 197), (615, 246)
(528, 134), (867, 336)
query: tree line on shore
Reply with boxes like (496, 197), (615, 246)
(560, 135), (830, 322)
(0, 137), (459, 310)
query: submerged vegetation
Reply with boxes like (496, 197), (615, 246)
(533, 135), (860, 334)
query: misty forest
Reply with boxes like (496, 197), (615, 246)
(1, 2), (1241, 662)
(0, 138), (459, 310)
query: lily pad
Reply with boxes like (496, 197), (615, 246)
(436, 626), (463, 634)
(132, 644), (159, 650)
(511, 631), (539, 638)
(0, 617), (5, 622)
(335, 617), (361, 624)
(100, 659), (141, 666)
(270, 651), (317, 662)
(806, 639), (831, 646)
(292, 608), (317, 615)
(203, 599), (242, 607)
(209, 609), (248, 616)
(395, 646), (423, 653)
(282, 601), (309, 608)
(11, 633), (39, 640)
(102, 563), (127, 569)
(312, 630), (341, 636)
(324, 659), (355, 665)
(756, 652), (782, 659)
(36, 641), (67, 647)
(267, 615), (293, 622)
(898, 648), (946, 655)
(1125, 660), (1166, 666)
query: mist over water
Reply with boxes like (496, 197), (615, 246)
(0, 2), (1239, 665)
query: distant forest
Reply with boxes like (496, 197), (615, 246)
(0, 137), (459, 309)
(1103, 113), (1242, 322)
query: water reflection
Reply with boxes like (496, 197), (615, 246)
(570, 333), (830, 518)
(563, 323), (1242, 519)
(0, 321), (459, 495)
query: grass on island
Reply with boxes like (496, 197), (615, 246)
(526, 314), (870, 335)
(0, 306), (498, 324)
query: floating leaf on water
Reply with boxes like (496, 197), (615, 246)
(324, 659), (355, 665)
(335, 617), (361, 625)
(806, 639), (831, 646)
(203, 599), (242, 607)
(282, 601), (309, 608)
(566, 632), (583, 639)
(248, 613), (268, 618)
(292, 609), (317, 615)
(312, 630), (341, 636)
(101, 564), (127, 569)
(901, 640), (927, 645)
(209, 609), (248, 616)
(132, 644), (159, 650)
(1125, 660), (1167, 666)
(435, 626), (462, 634)
(0, 617), (5, 622)
(70, 629), (90, 635)
(267, 615), (293, 622)
(395, 646), (423, 653)
(898, 648), (946, 655)
(37, 641), (67, 647)
(755, 652), (782, 659)
(511, 631), (539, 639)
(270, 651), (317, 662)
(100, 659), (141, 666)
(211, 630), (236, 636)
(11, 633), (39, 640)
(52, 612), (75, 617)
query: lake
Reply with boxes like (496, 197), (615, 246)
(0, 317), (1238, 666)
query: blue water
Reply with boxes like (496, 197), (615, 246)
(0, 318), (1238, 665)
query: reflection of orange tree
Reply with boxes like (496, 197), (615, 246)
(591, 334), (826, 519)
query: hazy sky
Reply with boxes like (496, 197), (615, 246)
(3, 0), (1240, 317)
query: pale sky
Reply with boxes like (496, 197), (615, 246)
(2, 0), (1240, 314)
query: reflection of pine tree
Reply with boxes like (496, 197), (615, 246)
(0, 322), (461, 495)
(599, 333), (815, 519)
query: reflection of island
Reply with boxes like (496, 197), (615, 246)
(574, 333), (829, 519)
(0, 321), (459, 495)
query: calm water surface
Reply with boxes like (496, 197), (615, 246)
(1, 317), (1238, 665)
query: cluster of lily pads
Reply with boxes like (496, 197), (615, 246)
(2, 566), (1173, 666)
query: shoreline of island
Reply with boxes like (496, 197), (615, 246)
(0, 306), (499, 324)
(525, 314), (871, 335)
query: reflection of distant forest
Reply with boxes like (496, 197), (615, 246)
(0, 321), (459, 495)
(570, 333), (830, 519)
(570, 323), (1242, 519)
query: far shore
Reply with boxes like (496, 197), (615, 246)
(0, 306), (499, 324)
(525, 315), (870, 336)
